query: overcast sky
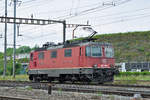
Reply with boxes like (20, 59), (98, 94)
(0, 0), (150, 52)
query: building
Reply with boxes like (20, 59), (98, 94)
(16, 53), (30, 59)
(116, 62), (150, 72)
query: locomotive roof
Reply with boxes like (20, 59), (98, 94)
(34, 41), (112, 52)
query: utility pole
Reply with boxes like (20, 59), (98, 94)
(63, 20), (66, 44)
(13, 0), (17, 78)
(3, 0), (8, 77)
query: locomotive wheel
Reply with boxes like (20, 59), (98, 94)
(32, 76), (40, 82)
(48, 78), (52, 82)
(32, 77), (36, 82)
(48, 80), (51, 82)
(59, 75), (65, 83)
(29, 75), (33, 81)
(71, 76), (76, 83)
(59, 80), (64, 83)
(109, 76), (114, 82)
(59, 78), (64, 83)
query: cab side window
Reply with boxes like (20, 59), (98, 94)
(38, 52), (44, 59)
(51, 51), (57, 58)
(86, 46), (91, 56)
(64, 49), (72, 57)
(105, 46), (114, 58)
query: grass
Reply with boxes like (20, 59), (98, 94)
(114, 72), (150, 84)
(114, 74), (150, 85)
(0, 74), (29, 81)
(115, 75), (150, 81)
(118, 72), (150, 76)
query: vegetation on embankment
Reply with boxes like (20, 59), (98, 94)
(0, 75), (29, 81)
(115, 72), (150, 80)
(118, 71), (150, 76)
(114, 72), (150, 85)
(0, 46), (38, 75)
(94, 31), (150, 62)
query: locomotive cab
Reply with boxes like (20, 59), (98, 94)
(76, 42), (117, 83)
(85, 44), (115, 68)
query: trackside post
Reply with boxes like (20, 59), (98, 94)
(48, 84), (52, 95)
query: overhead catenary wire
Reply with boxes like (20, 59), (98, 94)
(5, 8), (150, 42)
(93, 11), (150, 22)
(6, 22), (72, 40)
(19, 11), (150, 39)
(13, 0), (126, 20)
(54, 0), (132, 20)
(94, 13), (150, 26)
(5, 24), (60, 40)
(3, 0), (148, 37)
(0, 0), (132, 20)
(0, 0), (52, 16)
(84, 6), (150, 20)
(22, 1), (104, 15)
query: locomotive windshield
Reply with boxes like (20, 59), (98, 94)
(105, 46), (114, 58)
(86, 45), (102, 57)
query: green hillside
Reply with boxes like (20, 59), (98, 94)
(93, 31), (150, 62)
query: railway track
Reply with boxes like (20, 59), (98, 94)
(0, 95), (31, 100)
(0, 80), (150, 98)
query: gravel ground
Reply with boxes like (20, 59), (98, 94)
(55, 84), (150, 92)
(0, 87), (149, 100)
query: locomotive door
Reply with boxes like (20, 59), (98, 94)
(33, 54), (37, 68)
(30, 53), (37, 68)
(79, 47), (84, 66)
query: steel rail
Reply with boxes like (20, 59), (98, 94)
(0, 95), (31, 100)
(0, 80), (150, 98)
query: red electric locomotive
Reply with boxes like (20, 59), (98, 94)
(28, 41), (118, 83)
(28, 29), (118, 83)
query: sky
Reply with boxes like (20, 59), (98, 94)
(0, 0), (150, 52)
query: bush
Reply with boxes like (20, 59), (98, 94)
(137, 46), (145, 52)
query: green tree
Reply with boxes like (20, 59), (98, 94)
(16, 46), (31, 54)
(6, 48), (13, 56)
(31, 44), (39, 50)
